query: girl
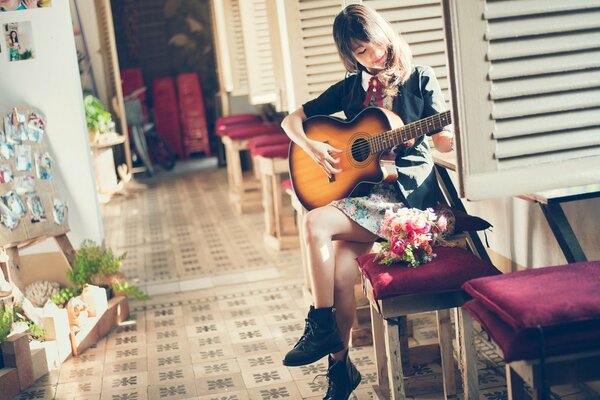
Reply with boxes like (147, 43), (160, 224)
(280, 4), (453, 399)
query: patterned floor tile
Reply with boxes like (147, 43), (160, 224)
(103, 358), (149, 377)
(193, 359), (241, 378)
(13, 385), (56, 400)
(147, 380), (198, 399)
(241, 367), (294, 389)
(101, 371), (149, 393)
(197, 390), (250, 400)
(99, 387), (149, 400)
(236, 352), (283, 371)
(54, 378), (103, 398)
(195, 373), (247, 397)
(190, 343), (237, 364)
(147, 350), (193, 371)
(246, 382), (303, 400)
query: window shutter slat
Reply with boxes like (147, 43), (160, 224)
(445, 0), (600, 200)
(239, 0), (277, 104)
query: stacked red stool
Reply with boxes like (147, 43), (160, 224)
(152, 77), (183, 158)
(176, 73), (211, 158)
(216, 116), (281, 214)
(248, 134), (298, 250)
(462, 261), (600, 399)
(357, 245), (501, 399)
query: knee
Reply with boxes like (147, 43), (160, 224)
(303, 209), (330, 244)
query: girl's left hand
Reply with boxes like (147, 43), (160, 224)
(23, 0), (38, 8)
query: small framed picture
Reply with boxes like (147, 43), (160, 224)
(14, 174), (35, 194)
(3, 21), (35, 62)
(35, 151), (52, 179)
(25, 191), (46, 223)
(1, 190), (25, 218)
(0, 143), (14, 160)
(52, 198), (66, 225)
(0, 164), (13, 184)
(0, 202), (18, 230)
(15, 144), (32, 171)
(0, 0), (53, 12)
(3, 115), (19, 145)
(27, 112), (45, 143)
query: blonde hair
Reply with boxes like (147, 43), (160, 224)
(333, 4), (412, 97)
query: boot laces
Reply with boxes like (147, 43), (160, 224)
(294, 318), (316, 349)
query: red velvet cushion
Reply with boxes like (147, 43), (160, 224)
(216, 114), (261, 134)
(356, 246), (501, 300)
(464, 299), (600, 362)
(248, 134), (290, 152)
(251, 143), (290, 159)
(452, 208), (492, 232)
(281, 179), (292, 192)
(224, 124), (280, 140)
(462, 261), (600, 332)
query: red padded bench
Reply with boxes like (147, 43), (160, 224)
(358, 246), (501, 399)
(462, 261), (600, 400)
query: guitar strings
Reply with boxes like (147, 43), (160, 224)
(322, 112), (450, 156)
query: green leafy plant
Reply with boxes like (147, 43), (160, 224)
(13, 305), (45, 340)
(83, 95), (112, 133)
(0, 303), (13, 343)
(50, 287), (81, 307)
(68, 240), (149, 301)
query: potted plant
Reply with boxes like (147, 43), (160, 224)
(0, 303), (13, 369)
(83, 95), (113, 143)
(67, 240), (149, 301)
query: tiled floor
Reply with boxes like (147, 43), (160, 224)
(12, 159), (600, 399)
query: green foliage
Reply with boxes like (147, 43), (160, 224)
(111, 281), (150, 301)
(50, 287), (81, 307)
(68, 240), (125, 287)
(0, 303), (13, 343)
(83, 95), (112, 132)
(67, 240), (149, 301)
(13, 305), (45, 340)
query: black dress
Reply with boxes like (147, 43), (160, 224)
(302, 65), (447, 238)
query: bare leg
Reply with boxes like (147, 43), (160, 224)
(304, 206), (378, 308)
(331, 240), (374, 361)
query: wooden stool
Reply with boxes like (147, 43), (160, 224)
(462, 261), (600, 400)
(251, 143), (299, 250)
(357, 246), (501, 399)
(220, 124), (281, 214)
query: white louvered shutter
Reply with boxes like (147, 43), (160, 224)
(216, 0), (249, 96)
(365, 0), (450, 102)
(278, 0), (346, 112)
(239, 0), (277, 104)
(444, 0), (600, 200)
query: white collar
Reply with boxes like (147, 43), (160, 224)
(361, 71), (378, 92)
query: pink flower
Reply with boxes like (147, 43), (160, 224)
(437, 215), (448, 232)
(391, 239), (406, 255)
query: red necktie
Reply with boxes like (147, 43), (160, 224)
(363, 76), (383, 108)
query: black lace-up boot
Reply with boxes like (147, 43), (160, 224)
(282, 306), (344, 366)
(323, 352), (362, 400)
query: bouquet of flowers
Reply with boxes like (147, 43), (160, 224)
(376, 207), (448, 267)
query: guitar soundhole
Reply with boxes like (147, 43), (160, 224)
(351, 138), (370, 163)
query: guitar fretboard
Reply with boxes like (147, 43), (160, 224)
(369, 111), (451, 154)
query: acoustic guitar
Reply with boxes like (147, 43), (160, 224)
(288, 107), (451, 210)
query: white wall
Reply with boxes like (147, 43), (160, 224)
(451, 171), (600, 270)
(0, 1), (103, 252)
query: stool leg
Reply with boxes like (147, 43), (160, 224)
(385, 317), (407, 399)
(458, 308), (479, 400)
(398, 317), (411, 376)
(371, 304), (391, 398)
(506, 364), (527, 400)
(437, 309), (457, 398)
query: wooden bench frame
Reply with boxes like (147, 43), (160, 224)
(505, 349), (600, 400)
(255, 155), (298, 250)
(221, 135), (263, 214)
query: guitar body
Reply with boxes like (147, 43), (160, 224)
(289, 107), (404, 210)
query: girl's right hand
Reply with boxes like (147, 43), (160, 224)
(304, 139), (343, 178)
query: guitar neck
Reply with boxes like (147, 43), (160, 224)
(369, 110), (451, 154)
